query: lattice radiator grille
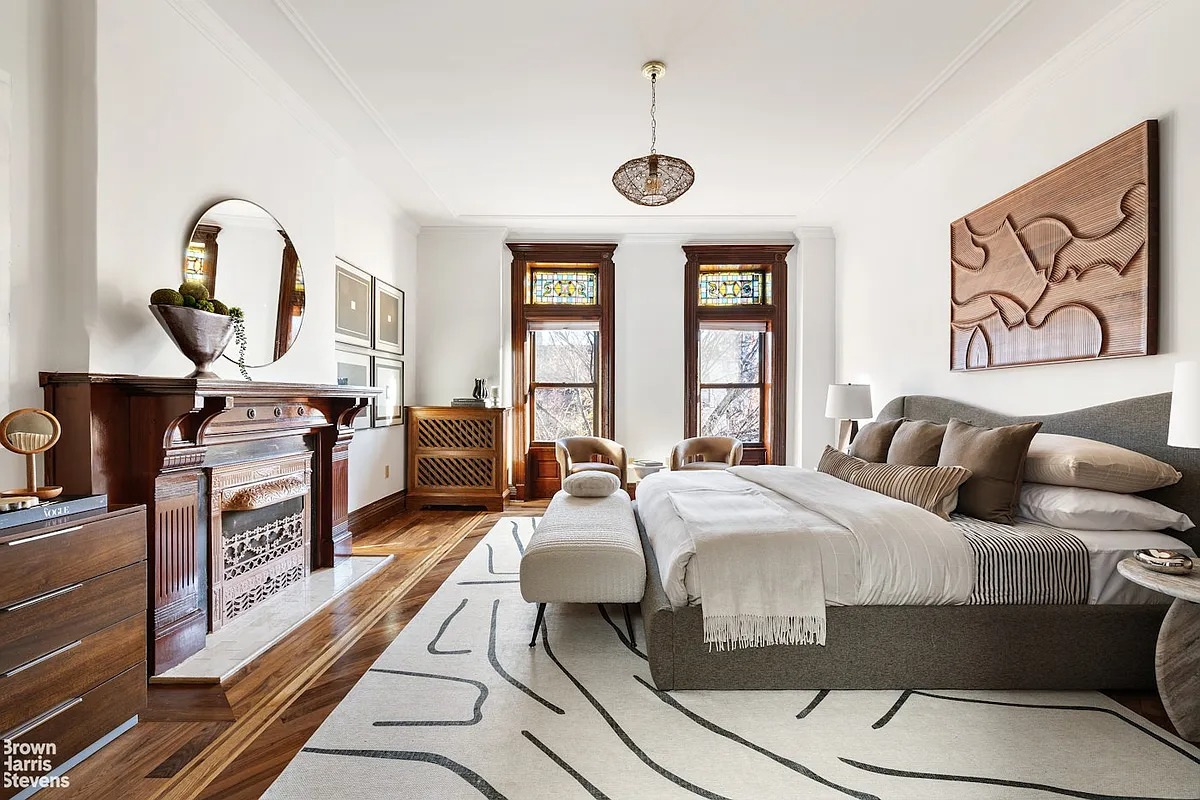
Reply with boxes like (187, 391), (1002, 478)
(417, 417), (495, 450)
(416, 455), (494, 488)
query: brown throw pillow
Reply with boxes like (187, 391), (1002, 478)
(850, 461), (973, 520)
(849, 418), (905, 463)
(938, 418), (1042, 523)
(817, 446), (867, 483)
(887, 420), (948, 466)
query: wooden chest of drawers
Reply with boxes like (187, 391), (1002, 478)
(406, 407), (510, 511)
(0, 505), (147, 797)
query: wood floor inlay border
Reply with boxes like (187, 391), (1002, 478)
(152, 512), (485, 799)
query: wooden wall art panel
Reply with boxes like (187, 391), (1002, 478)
(950, 120), (1158, 371)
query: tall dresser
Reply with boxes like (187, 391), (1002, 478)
(0, 505), (147, 797)
(407, 406), (510, 511)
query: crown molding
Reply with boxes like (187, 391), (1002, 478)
(810, 0), (1033, 208)
(271, 0), (458, 218)
(164, 0), (348, 159)
(936, 0), (1169, 156)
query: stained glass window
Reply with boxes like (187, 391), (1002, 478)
(698, 270), (769, 306)
(531, 269), (597, 305)
(185, 241), (208, 280)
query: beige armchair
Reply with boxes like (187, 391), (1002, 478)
(555, 436), (628, 487)
(670, 436), (744, 471)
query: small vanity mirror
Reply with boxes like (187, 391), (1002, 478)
(184, 199), (306, 367)
(0, 408), (63, 499)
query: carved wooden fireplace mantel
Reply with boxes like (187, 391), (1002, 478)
(40, 373), (379, 674)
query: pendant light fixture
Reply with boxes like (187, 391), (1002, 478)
(612, 61), (695, 206)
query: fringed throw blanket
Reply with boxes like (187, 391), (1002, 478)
(951, 515), (1090, 605)
(667, 487), (826, 649)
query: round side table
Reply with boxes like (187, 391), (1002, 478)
(1117, 558), (1200, 740)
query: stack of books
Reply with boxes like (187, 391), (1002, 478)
(451, 398), (488, 408)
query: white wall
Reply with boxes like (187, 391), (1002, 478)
(0, 0), (65, 491)
(414, 231), (834, 466)
(414, 227), (509, 405)
(825, 0), (1200, 417)
(335, 162), (417, 510)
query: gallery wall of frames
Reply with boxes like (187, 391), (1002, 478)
(334, 257), (406, 428)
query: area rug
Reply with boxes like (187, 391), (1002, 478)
(265, 517), (1200, 799)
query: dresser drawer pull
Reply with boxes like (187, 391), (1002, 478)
(2, 582), (83, 612)
(0, 697), (84, 742)
(2, 640), (82, 678)
(5, 525), (83, 546)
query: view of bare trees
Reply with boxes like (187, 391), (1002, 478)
(531, 328), (597, 441)
(699, 328), (762, 442)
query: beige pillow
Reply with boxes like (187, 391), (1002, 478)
(938, 418), (1041, 524)
(850, 461), (973, 520)
(562, 471), (620, 498)
(887, 420), (947, 466)
(1023, 433), (1181, 493)
(849, 418), (904, 463)
(817, 446), (867, 482)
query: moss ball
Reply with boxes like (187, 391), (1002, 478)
(150, 288), (184, 306)
(179, 281), (210, 303)
(209, 299), (230, 315)
(182, 294), (199, 308)
(197, 300), (215, 313)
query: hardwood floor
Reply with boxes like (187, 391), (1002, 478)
(39, 499), (1188, 798)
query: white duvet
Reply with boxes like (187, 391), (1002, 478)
(636, 466), (976, 611)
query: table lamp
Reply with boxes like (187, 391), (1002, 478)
(826, 383), (873, 452)
(1168, 361), (1200, 447)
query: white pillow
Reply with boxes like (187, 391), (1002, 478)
(562, 470), (620, 498)
(1017, 483), (1194, 532)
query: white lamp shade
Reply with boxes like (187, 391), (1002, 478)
(826, 384), (872, 420)
(1168, 361), (1200, 448)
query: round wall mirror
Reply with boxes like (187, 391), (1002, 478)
(184, 199), (306, 367)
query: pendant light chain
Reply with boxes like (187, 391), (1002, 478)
(649, 74), (657, 154)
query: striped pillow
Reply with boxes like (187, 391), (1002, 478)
(818, 446), (867, 482)
(849, 461), (974, 520)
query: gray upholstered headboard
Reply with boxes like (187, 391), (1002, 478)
(877, 394), (1200, 551)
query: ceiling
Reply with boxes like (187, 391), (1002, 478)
(204, 0), (1126, 231)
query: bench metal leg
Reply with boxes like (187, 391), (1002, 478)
(623, 603), (636, 647)
(529, 603), (546, 648)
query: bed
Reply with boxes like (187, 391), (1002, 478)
(635, 393), (1200, 690)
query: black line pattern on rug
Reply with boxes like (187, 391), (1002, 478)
(458, 580), (521, 585)
(486, 543), (519, 576)
(368, 668), (487, 726)
(428, 598), (471, 655)
(871, 690), (913, 729)
(522, 730), (612, 800)
(633, 676), (877, 800)
(301, 748), (507, 799)
(877, 689), (1199, 765)
(840, 757), (1196, 800)
(540, 626), (734, 800)
(489, 599), (564, 714)
(511, 520), (526, 556)
(796, 690), (831, 719)
(597, 604), (647, 661)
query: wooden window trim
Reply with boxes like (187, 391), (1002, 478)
(510, 243), (616, 499)
(684, 244), (792, 465)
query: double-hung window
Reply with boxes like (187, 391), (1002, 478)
(510, 244), (616, 498)
(684, 245), (792, 465)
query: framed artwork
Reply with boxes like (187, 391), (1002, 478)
(335, 345), (372, 430)
(374, 278), (405, 356)
(950, 120), (1157, 370)
(373, 356), (404, 427)
(335, 258), (373, 348)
